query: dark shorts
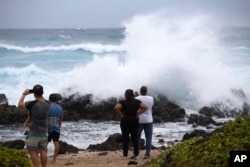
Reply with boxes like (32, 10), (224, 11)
(48, 131), (60, 142)
(25, 135), (47, 151)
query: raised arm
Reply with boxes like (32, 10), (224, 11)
(18, 89), (29, 109)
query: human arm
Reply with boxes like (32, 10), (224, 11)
(137, 102), (148, 117)
(114, 103), (125, 119)
(18, 89), (29, 109)
(58, 107), (63, 127)
(58, 119), (62, 127)
(20, 116), (30, 133)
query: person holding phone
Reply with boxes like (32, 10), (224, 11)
(18, 84), (50, 167)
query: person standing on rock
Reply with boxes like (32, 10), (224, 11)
(18, 84), (50, 167)
(114, 89), (147, 160)
(47, 93), (63, 164)
(136, 86), (154, 159)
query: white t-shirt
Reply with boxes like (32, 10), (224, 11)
(136, 95), (154, 123)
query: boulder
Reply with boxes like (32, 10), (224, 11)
(153, 96), (186, 123)
(0, 105), (28, 125)
(0, 94), (8, 105)
(1, 140), (25, 149)
(187, 114), (216, 126)
(87, 133), (123, 151)
(86, 133), (148, 151)
(58, 141), (79, 154)
(182, 129), (211, 141)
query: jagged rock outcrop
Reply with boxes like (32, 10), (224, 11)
(0, 140), (25, 149)
(182, 129), (211, 141)
(0, 94), (8, 105)
(187, 114), (216, 126)
(0, 105), (28, 125)
(0, 139), (80, 154)
(152, 95), (186, 123)
(1, 92), (249, 126)
(58, 141), (79, 154)
(86, 133), (159, 151)
(87, 133), (123, 151)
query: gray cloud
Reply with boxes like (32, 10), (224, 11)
(0, 0), (249, 28)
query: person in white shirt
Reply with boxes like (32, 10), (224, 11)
(135, 86), (154, 159)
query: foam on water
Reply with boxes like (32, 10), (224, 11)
(0, 13), (249, 112)
(1, 12), (249, 155)
(0, 121), (196, 153)
(60, 14), (249, 110)
(0, 43), (123, 53)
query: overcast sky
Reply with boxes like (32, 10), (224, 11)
(0, 0), (249, 29)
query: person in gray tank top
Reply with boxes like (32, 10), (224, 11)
(18, 84), (50, 167)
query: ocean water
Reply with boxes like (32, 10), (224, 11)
(1, 15), (250, 111)
(0, 117), (218, 153)
(1, 14), (250, 152)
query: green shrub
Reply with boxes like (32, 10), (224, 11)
(0, 146), (31, 167)
(151, 115), (250, 167)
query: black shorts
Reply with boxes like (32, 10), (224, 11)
(48, 131), (60, 142)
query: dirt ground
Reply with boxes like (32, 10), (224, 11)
(45, 149), (163, 167)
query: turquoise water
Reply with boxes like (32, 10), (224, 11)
(0, 15), (249, 152)
(0, 16), (250, 112)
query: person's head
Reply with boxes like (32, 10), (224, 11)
(49, 94), (57, 103)
(33, 84), (44, 97)
(125, 89), (135, 100)
(140, 86), (147, 95)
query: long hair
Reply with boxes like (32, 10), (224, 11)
(125, 89), (135, 100)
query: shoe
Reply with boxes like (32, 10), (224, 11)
(130, 155), (138, 160)
(127, 160), (138, 165)
(129, 155), (135, 159)
(122, 156), (127, 160)
(144, 156), (150, 159)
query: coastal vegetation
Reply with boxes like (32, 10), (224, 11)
(0, 146), (31, 167)
(150, 115), (250, 167)
(0, 114), (250, 167)
(1, 93), (250, 166)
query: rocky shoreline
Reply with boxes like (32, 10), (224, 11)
(1, 90), (250, 154)
(2, 92), (249, 125)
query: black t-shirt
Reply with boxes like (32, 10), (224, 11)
(119, 99), (142, 117)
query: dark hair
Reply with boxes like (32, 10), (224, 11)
(49, 94), (57, 102)
(125, 89), (135, 100)
(33, 84), (43, 96)
(49, 93), (62, 102)
(140, 86), (147, 95)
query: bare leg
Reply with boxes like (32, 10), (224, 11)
(39, 150), (47, 167)
(29, 150), (40, 167)
(52, 141), (59, 163)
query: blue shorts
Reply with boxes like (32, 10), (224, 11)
(25, 135), (47, 151)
